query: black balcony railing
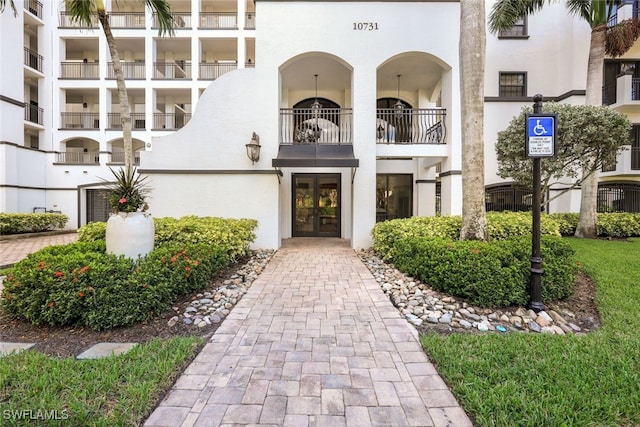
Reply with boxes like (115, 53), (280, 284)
(199, 12), (237, 29)
(280, 108), (353, 144)
(26, 0), (42, 18)
(24, 47), (43, 72)
(153, 113), (191, 130)
(59, 12), (99, 28)
(632, 146), (640, 170)
(107, 61), (146, 79)
(376, 108), (446, 144)
(60, 62), (99, 79)
(153, 61), (191, 79)
(107, 113), (146, 130)
(109, 12), (146, 29)
(602, 82), (617, 106)
(199, 62), (237, 79)
(24, 104), (43, 125)
(60, 113), (100, 129)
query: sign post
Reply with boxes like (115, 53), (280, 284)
(525, 95), (557, 312)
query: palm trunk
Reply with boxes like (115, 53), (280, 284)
(459, 0), (488, 241)
(575, 27), (606, 238)
(97, 10), (134, 170)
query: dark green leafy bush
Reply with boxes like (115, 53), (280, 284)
(1, 241), (230, 330)
(391, 235), (576, 307)
(548, 212), (640, 237)
(0, 213), (68, 235)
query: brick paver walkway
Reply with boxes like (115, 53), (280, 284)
(0, 232), (78, 268)
(145, 238), (472, 427)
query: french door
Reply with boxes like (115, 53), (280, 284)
(292, 174), (341, 237)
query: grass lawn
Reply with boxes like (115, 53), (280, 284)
(0, 337), (203, 426)
(421, 238), (640, 427)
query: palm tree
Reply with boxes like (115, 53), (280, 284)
(489, 0), (640, 238)
(65, 0), (174, 169)
(460, 0), (489, 241)
(0, 0), (16, 15)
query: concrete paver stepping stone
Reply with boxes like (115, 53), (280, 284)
(76, 342), (138, 360)
(0, 342), (35, 357)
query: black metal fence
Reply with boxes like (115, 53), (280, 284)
(598, 183), (640, 213)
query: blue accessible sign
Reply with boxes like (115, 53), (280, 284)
(526, 114), (557, 157)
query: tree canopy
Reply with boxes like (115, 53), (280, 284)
(495, 103), (631, 206)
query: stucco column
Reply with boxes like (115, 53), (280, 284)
(351, 67), (377, 249)
(439, 67), (462, 215)
(416, 159), (437, 217)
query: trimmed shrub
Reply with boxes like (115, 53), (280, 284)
(0, 213), (68, 235)
(1, 241), (230, 330)
(548, 213), (579, 236)
(597, 213), (640, 237)
(78, 216), (258, 260)
(391, 235), (576, 307)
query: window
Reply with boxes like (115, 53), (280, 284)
(376, 175), (413, 222)
(499, 72), (526, 97)
(632, 124), (640, 170)
(498, 15), (527, 38)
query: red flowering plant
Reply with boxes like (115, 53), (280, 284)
(100, 166), (150, 213)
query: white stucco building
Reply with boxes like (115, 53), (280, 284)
(2, 0), (640, 249)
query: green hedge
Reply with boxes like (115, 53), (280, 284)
(79, 216), (257, 260)
(1, 241), (229, 330)
(392, 235), (576, 307)
(0, 213), (68, 235)
(548, 212), (640, 237)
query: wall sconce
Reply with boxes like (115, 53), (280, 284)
(246, 132), (261, 164)
(83, 102), (88, 108)
(376, 124), (384, 140)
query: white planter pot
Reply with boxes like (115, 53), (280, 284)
(106, 212), (155, 259)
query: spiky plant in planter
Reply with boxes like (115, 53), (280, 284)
(101, 166), (154, 259)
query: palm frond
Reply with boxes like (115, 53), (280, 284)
(488, 0), (548, 34)
(606, 18), (640, 57)
(65, 0), (97, 27)
(146, 0), (175, 36)
(0, 0), (17, 16)
(566, 0), (615, 27)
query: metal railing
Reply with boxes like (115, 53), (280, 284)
(199, 12), (237, 29)
(60, 62), (99, 79)
(245, 12), (256, 29)
(107, 61), (145, 79)
(376, 108), (446, 144)
(153, 113), (192, 130)
(632, 146), (640, 170)
(109, 12), (146, 29)
(280, 108), (353, 144)
(153, 61), (192, 79)
(598, 183), (640, 213)
(199, 62), (237, 79)
(110, 152), (141, 165)
(153, 12), (191, 29)
(632, 78), (640, 101)
(24, 104), (43, 125)
(107, 113), (146, 130)
(26, 0), (42, 18)
(602, 82), (617, 106)
(24, 47), (43, 72)
(485, 185), (533, 212)
(59, 12), (99, 28)
(60, 113), (100, 129)
(55, 152), (100, 164)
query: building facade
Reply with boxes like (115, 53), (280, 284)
(1, 0), (639, 249)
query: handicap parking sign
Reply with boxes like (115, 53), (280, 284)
(526, 114), (557, 157)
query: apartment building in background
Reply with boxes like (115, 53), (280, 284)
(1, 0), (639, 249)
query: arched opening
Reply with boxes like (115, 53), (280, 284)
(108, 138), (146, 165)
(57, 138), (100, 164)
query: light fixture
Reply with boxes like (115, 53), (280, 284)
(311, 74), (322, 118)
(83, 102), (88, 108)
(393, 74), (404, 116)
(245, 132), (261, 164)
(376, 124), (384, 140)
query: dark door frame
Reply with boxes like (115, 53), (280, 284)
(292, 173), (341, 237)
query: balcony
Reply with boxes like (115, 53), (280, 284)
(199, 62), (237, 80)
(154, 61), (191, 79)
(25, 0), (42, 19)
(59, 12), (99, 28)
(55, 151), (100, 164)
(24, 47), (43, 73)
(109, 151), (141, 165)
(153, 12), (191, 29)
(375, 108), (446, 144)
(24, 104), (43, 125)
(109, 12), (146, 29)
(60, 113), (100, 130)
(199, 12), (237, 29)
(603, 73), (640, 109)
(153, 113), (191, 130)
(60, 61), (99, 79)
(107, 113), (146, 130)
(280, 108), (353, 144)
(107, 62), (145, 79)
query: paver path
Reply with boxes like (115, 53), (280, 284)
(0, 232), (78, 268)
(145, 238), (472, 427)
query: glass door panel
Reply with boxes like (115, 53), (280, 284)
(293, 174), (340, 237)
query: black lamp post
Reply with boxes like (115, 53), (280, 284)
(528, 94), (545, 312)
